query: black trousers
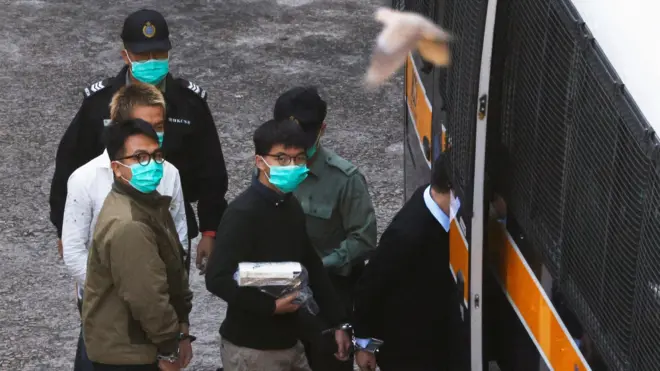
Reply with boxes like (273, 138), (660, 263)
(91, 363), (158, 371)
(303, 265), (364, 371)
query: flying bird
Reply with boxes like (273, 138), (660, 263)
(365, 7), (452, 88)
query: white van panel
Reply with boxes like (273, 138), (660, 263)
(572, 0), (660, 130)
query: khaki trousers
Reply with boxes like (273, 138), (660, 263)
(221, 338), (312, 371)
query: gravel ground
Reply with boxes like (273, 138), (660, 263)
(0, 0), (403, 370)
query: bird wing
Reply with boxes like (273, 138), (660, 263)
(365, 8), (424, 87)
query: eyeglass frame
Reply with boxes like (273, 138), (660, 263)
(263, 153), (308, 166)
(116, 149), (165, 166)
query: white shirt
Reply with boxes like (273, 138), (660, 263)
(62, 150), (187, 297)
(423, 185), (450, 232)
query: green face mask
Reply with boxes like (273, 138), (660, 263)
(306, 130), (322, 158)
(306, 145), (317, 158)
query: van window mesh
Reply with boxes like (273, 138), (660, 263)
(397, 0), (660, 369)
(495, 0), (660, 369)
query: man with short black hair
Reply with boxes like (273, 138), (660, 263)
(205, 119), (351, 371)
(50, 9), (227, 275)
(353, 152), (457, 371)
(83, 119), (193, 371)
(274, 86), (377, 371)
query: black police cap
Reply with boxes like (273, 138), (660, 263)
(121, 9), (172, 54)
(274, 86), (328, 147)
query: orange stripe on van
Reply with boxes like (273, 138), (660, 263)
(488, 218), (589, 370)
(405, 55), (432, 156)
(449, 220), (470, 302)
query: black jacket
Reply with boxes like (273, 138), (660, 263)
(205, 177), (346, 350)
(49, 66), (228, 238)
(353, 185), (456, 369)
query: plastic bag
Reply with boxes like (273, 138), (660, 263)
(234, 262), (320, 315)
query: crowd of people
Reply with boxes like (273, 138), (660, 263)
(51, 8), (458, 371)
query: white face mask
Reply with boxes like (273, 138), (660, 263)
(450, 190), (460, 221)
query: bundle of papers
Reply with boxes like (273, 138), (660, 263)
(235, 262), (319, 315)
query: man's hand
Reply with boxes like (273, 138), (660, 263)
(178, 323), (192, 368)
(334, 329), (351, 361)
(356, 350), (377, 371)
(274, 292), (300, 314)
(178, 338), (193, 368)
(158, 360), (181, 371)
(57, 239), (63, 259)
(195, 236), (214, 275)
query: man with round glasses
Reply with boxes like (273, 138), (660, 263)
(83, 118), (193, 371)
(62, 84), (188, 371)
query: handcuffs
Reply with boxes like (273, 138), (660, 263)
(323, 323), (384, 354)
(156, 332), (197, 363)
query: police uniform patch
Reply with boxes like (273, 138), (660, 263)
(143, 22), (156, 38)
(83, 78), (110, 98)
(180, 79), (208, 101)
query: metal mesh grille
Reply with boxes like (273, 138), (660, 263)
(499, 0), (576, 275)
(632, 176), (660, 370)
(397, 0), (487, 224)
(496, 0), (660, 369)
(397, 0), (435, 17)
(440, 0), (487, 217)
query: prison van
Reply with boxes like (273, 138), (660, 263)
(396, 0), (660, 370)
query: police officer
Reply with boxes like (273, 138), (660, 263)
(49, 9), (228, 272)
(273, 86), (377, 371)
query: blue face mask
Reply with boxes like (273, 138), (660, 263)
(261, 157), (309, 193)
(128, 54), (169, 85)
(157, 132), (164, 147)
(117, 160), (164, 193)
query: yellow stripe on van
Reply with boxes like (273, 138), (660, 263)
(405, 54), (433, 163)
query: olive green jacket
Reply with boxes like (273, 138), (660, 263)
(82, 180), (192, 365)
(295, 146), (377, 276)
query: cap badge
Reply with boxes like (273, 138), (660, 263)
(142, 22), (156, 38)
(289, 116), (300, 125)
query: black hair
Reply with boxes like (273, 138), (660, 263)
(103, 118), (158, 161)
(431, 150), (453, 194)
(273, 86), (327, 129)
(253, 119), (308, 155)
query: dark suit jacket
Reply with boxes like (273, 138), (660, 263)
(353, 185), (457, 370)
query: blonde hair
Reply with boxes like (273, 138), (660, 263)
(109, 83), (166, 122)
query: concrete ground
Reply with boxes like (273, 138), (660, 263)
(0, 0), (403, 369)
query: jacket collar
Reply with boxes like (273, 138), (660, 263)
(89, 149), (112, 169)
(251, 173), (290, 206)
(423, 185), (450, 232)
(307, 146), (327, 177)
(112, 178), (170, 208)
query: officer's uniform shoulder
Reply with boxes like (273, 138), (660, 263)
(175, 78), (208, 102)
(323, 148), (358, 177)
(82, 77), (112, 99)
